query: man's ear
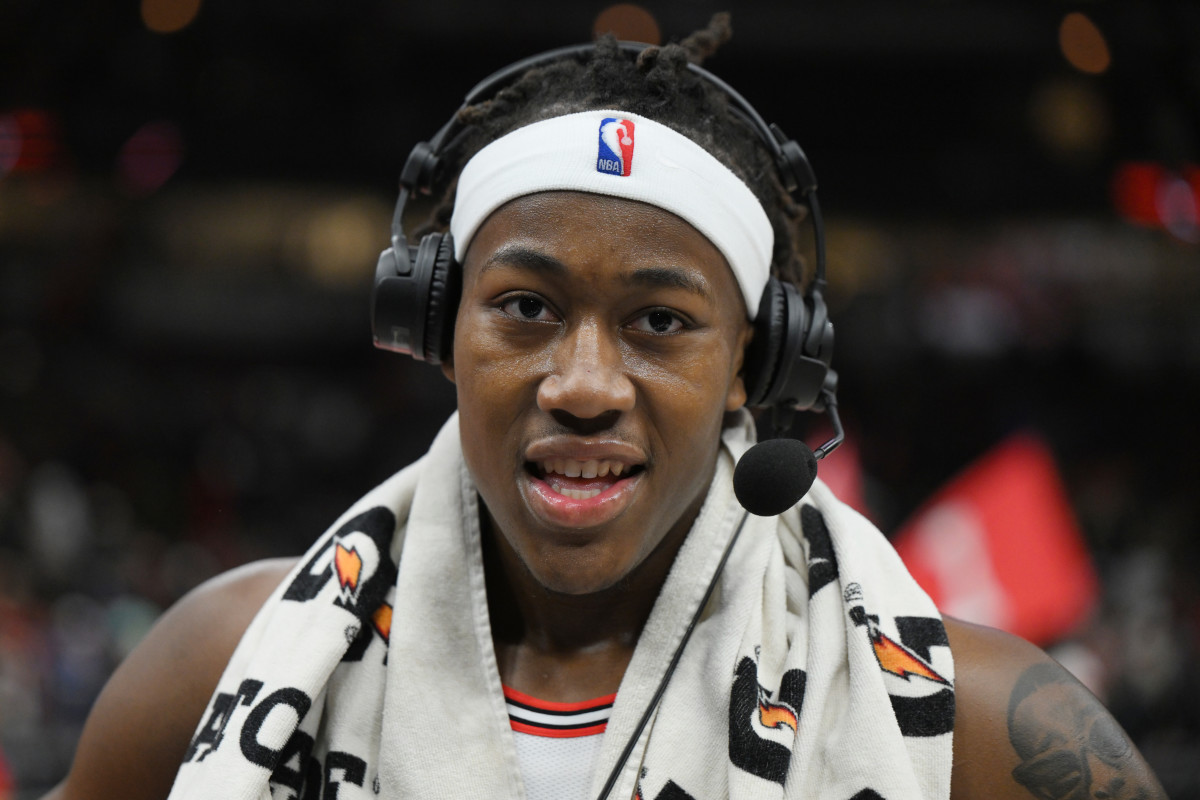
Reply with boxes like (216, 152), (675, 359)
(441, 358), (456, 385)
(725, 319), (754, 412)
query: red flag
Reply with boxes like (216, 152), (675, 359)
(0, 745), (12, 800)
(892, 434), (1098, 646)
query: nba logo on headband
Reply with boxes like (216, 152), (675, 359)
(597, 117), (635, 176)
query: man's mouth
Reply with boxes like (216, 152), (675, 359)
(528, 459), (645, 500)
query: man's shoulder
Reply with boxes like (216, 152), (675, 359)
(196, 557), (300, 609)
(945, 616), (1167, 800)
(44, 557), (298, 800)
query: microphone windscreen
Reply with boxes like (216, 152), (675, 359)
(733, 438), (818, 516)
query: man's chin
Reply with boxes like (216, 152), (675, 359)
(523, 556), (633, 597)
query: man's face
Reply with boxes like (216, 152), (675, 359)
(444, 191), (753, 595)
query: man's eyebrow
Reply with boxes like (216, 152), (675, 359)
(481, 245), (568, 276)
(481, 246), (713, 301)
(629, 266), (713, 301)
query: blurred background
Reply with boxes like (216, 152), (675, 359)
(1, 1), (1198, 796)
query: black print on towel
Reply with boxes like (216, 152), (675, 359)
(184, 682), (313, 769)
(268, 729), (368, 800)
(185, 678), (372, 796)
(184, 678), (264, 762)
(728, 656), (807, 785)
(801, 505), (838, 597)
(849, 606), (955, 737)
(636, 779), (697, 800)
(239, 687), (313, 768)
(283, 507), (397, 661)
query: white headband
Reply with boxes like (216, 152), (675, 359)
(448, 110), (774, 317)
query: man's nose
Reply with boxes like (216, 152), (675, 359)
(537, 319), (636, 421)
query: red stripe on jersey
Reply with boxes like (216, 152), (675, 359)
(502, 685), (616, 713)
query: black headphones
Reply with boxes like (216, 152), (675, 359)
(371, 41), (842, 451)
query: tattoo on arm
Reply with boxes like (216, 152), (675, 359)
(1006, 663), (1160, 800)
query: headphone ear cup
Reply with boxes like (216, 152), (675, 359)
(371, 231), (460, 363)
(742, 277), (787, 408)
(421, 233), (460, 364)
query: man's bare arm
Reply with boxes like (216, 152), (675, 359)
(947, 616), (1167, 800)
(41, 557), (296, 800)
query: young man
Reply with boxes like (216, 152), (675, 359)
(46, 20), (1165, 800)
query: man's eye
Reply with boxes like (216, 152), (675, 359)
(630, 309), (685, 334)
(501, 296), (555, 321)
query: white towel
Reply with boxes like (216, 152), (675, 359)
(168, 412), (954, 800)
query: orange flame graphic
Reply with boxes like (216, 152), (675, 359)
(372, 602), (393, 643)
(758, 700), (798, 732)
(335, 543), (362, 592)
(872, 631), (949, 684)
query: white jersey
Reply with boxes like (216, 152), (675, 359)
(505, 686), (612, 800)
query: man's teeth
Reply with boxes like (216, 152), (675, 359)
(558, 486), (603, 500)
(540, 459), (627, 479)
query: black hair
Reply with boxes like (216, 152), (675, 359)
(417, 13), (809, 288)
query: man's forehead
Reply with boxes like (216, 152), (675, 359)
(480, 242), (716, 303)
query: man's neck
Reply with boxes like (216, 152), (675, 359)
(481, 505), (696, 702)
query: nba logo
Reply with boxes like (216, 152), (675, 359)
(597, 117), (635, 176)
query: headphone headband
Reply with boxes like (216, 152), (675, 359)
(393, 41), (826, 291)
